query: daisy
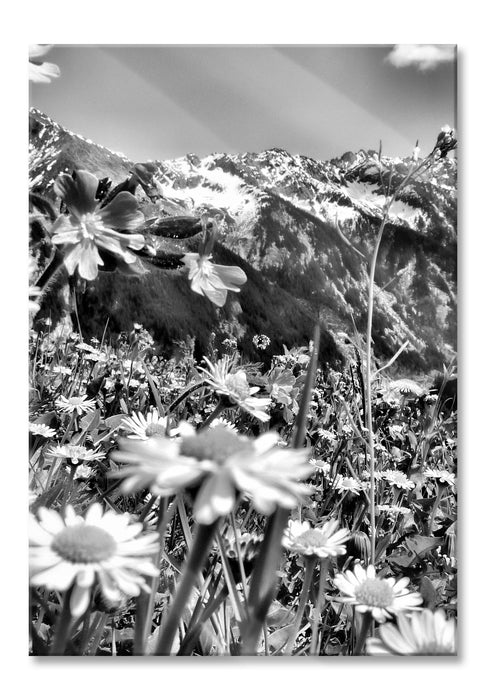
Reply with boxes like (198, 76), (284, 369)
(311, 459), (331, 476)
(121, 409), (168, 440)
(377, 505), (411, 516)
(29, 422), (56, 439)
(29, 503), (159, 617)
(55, 394), (96, 416)
(334, 475), (363, 495)
(29, 44), (60, 83)
(199, 356), (270, 422)
(112, 424), (313, 524)
(182, 252), (247, 307)
(385, 379), (425, 403)
(382, 470), (415, 491)
(423, 468), (456, 487)
(333, 563), (423, 623)
(51, 365), (73, 376)
(209, 417), (238, 433)
(46, 444), (106, 465)
(51, 170), (145, 281)
(283, 519), (350, 559)
(367, 609), (456, 656)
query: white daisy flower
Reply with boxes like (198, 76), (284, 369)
(112, 424), (313, 525)
(283, 519), (350, 559)
(423, 468), (456, 487)
(199, 356), (270, 422)
(382, 470), (415, 490)
(333, 563), (423, 623)
(367, 609), (456, 656)
(46, 444), (106, 465)
(55, 394), (96, 416)
(334, 475), (363, 495)
(29, 422), (56, 439)
(29, 503), (159, 617)
(377, 504), (412, 516)
(121, 409), (168, 440)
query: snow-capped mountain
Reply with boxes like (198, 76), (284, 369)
(29, 108), (457, 373)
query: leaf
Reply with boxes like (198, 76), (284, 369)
(420, 576), (437, 609)
(267, 625), (293, 654)
(405, 535), (444, 558)
(266, 601), (294, 627)
(104, 414), (126, 430)
(80, 408), (101, 433)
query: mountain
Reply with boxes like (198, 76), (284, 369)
(29, 108), (457, 373)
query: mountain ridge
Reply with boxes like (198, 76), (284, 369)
(29, 108), (457, 374)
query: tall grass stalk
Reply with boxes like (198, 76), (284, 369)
(365, 151), (435, 564)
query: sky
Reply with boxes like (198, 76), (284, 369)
(30, 44), (456, 165)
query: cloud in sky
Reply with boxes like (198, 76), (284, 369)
(386, 44), (455, 71)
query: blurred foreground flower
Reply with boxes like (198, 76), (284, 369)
(121, 409), (168, 440)
(367, 609), (456, 655)
(112, 424), (313, 524)
(283, 519), (349, 560)
(200, 356), (270, 421)
(182, 252), (247, 307)
(51, 171), (144, 280)
(29, 503), (159, 617)
(333, 563), (423, 623)
(29, 45), (60, 83)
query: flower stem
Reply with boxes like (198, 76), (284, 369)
(365, 154), (433, 565)
(354, 611), (373, 656)
(50, 587), (74, 655)
(428, 482), (446, 535)
(199, 401), (225, 430)
(133, 497), (172, 655)
(154, 519), (219, 655)
(284, 557), (315, 655)
(310, 559), (329, 655)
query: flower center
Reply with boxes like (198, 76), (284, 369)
(225, 371), (251, 400)
(68, 397), (84, 406)
(145, 422), (166, 438)
(180, 427), (251, 465)
(355, 579), (394, 608)
(199, 257), (214, 276)
(79, 214), (101, 241)
(52, 524), (117, 563)
(294, 530), (328, 548)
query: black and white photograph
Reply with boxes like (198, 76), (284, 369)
(27, 42), (457, 658)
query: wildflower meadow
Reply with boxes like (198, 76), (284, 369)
(28, 45), (457, 657)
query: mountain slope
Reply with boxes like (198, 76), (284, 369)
(29, 108), (457, 372)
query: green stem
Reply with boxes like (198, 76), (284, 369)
(50, 587), (74, 655)
(154, 520), (220, 655)
(61, 462), (77, 510)
(354, 611), (373, 656)
(365, 155), (433, 565)
(284, 557), (315, 655)
(168, 381), (207, 414)
(310, 558), (329, 655)
(199, 401), (225, 430)
(428, 483), (446, 535)
(133, 497), (171, 654)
